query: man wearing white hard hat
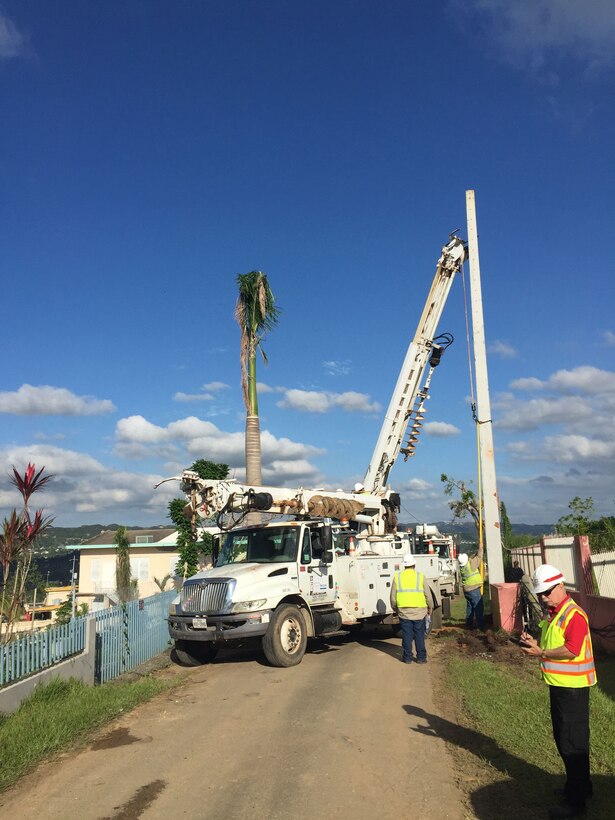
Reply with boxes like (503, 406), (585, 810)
(520, 564), (596, 819)
(390, 552), (437, 664)
(458, 540), (484, 629)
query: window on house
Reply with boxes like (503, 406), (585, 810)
(135, 535), (154, 545)
(130, 556), (150, 581)
(91, 558), (101, 582)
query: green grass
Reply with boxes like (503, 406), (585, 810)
(0, 675), (176, 792)
(443, 650), (615, 817)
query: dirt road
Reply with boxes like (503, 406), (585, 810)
(0, 630), (465, 819)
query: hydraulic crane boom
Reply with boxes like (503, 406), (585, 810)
(363, 235), (467, 494)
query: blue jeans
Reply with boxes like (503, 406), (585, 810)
(400, 617), (427, 662)
(464, 587), (484, 629)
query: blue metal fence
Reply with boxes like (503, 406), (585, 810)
(0, 618), (87, 688)
(93, 590), (175, 684)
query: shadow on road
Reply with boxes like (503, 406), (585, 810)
(403, 703), (614, 820)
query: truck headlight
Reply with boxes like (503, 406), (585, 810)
(169, 603), (178, 616)
(230, 599), (267, 613)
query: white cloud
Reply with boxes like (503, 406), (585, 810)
(510, 377), (546, 391)
(0, 385), (116, 416)
(489, 340), (517, 358)
(548, 366), (615, 394)
(0, 11), (26, 59)
(257, 382), (275, 394)
(173, 391), (214, 402)
(279, 389), (330, 413)
(114, 415), (323, 474)
(423, 421), (461, 438)
(541, 434), (615, 463)
(116, 415), (169, 443)
(510, 366), (615, 396)
(495, 396), (592, 432)
(202, 381), (230, 392)
(277, 388), (380, 414)
(323, 360), (351, 376)
(451, 0), (615, 74)
(0, 444), (180, 524)
(333, 391), (381, 413)
(602, 330), (615, 347)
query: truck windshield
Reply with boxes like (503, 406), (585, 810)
(415, 539), (450, 558)
(217, 528), (299, 566)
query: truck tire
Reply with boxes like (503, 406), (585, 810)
(174, 640), (219, 667)
(262, 604), (307, 667)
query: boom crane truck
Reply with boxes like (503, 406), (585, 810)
(161, 235), (467, 667)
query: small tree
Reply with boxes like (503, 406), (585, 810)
(55, 599), (88, 626)
(153, 574), (172, 592)
(441, 474), (481, 533)
(114, 526), (137, 603)
(556, 497), (595, 535)
(169, 460), (229, 579)
(0, 464), (53, 644)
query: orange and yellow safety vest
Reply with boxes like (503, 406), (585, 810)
(539, 599), (597, 688)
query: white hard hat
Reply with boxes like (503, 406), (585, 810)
(402, 552), (416, 566)
(354, 482), (365, 492)
(458, 553), (469, 567)
(531, 564), (565, 594)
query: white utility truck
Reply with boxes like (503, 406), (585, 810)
(160, 235), (467, 667)
(411, 524), (459, 599)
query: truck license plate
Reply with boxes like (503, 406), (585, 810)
(192, 617), (208, 628)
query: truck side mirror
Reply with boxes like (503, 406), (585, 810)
(320, 525), (334, 564)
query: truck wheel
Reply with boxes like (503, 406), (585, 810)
(174, 640), (218, 666)
(262, 605), (307, 667)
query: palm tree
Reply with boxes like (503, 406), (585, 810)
(235, 271), (280, 485)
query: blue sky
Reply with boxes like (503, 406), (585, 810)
(1, 1), (614, 527)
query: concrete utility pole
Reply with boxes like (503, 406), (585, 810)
(465, 190), (505, 584)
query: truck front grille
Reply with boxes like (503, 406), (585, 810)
(181, 580), (231, 614)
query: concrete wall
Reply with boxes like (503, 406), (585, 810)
(0, 618), (96, 716)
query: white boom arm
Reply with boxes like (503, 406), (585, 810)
(157, 471), (400, 535)
(363, 236), (467, 494)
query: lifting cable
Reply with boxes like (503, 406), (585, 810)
(460, 262), (485, 586)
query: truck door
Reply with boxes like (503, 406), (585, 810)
(298, 527), (336, 605)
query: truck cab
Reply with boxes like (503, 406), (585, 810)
(168, 520), (407, 668)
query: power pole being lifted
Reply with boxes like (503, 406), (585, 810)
(465, 190), (505, 585)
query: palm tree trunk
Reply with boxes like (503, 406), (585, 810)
(245, 415), (262, 486)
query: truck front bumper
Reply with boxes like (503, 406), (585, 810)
(168, 610), (273, 643)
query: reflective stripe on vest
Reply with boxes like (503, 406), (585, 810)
(460, 562), (482, 588)
(539, 599), (597, 688)
(394, 570), (427, 608)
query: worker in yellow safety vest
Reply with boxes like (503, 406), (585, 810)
(390, 552), (435, 665)
(458, 541), (484, 629)
(520, 564), (597, 820)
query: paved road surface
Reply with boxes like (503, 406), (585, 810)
(0, 630), (465, 819)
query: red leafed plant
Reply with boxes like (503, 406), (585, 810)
(1, 463), (54, 644)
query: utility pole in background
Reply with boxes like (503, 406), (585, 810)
(465, 190), (505, 585)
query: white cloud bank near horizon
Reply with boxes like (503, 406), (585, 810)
(0, 385), (116, 416)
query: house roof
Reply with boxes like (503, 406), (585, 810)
(73, 528), (178, 551)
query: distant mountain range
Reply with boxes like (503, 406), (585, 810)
(37, 519), (554, 555)
(400, 521), (555, 538)
(35, 524), (169, 556)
